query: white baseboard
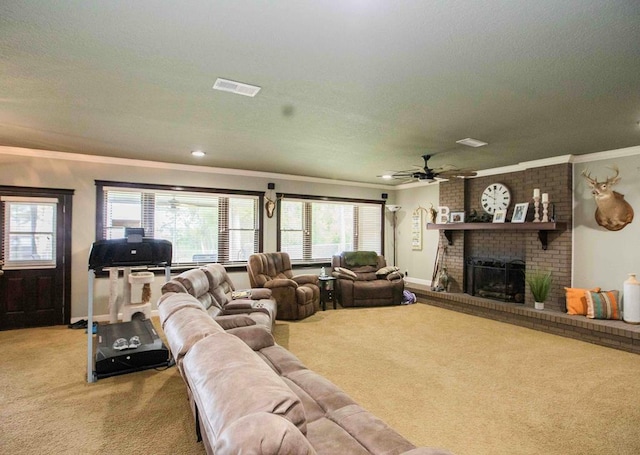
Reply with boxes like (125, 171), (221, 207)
(404, 277), (432, 287)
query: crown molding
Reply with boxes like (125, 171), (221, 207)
(571, 145), (640, 163)
(0, 146), (392, 190)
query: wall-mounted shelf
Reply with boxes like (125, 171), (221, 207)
(426, 222), (566, 250)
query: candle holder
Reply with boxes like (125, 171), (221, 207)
(542, 200), (550, 222)
(533, 196), (541, 222)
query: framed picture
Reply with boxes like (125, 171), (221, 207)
(492, 209), (506, 223)
(511, 202), (529, 223)
(450, 211), (465, 223)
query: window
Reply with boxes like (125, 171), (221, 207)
(96, 181), (262, 267)
(278, 195), (383, 262)
(2, 197), (57, 269)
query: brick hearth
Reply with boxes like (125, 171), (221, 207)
(408, 284), (640, 355)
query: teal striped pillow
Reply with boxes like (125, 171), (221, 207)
(586, 290), (620, 320)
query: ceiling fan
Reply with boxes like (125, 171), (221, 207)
(381, 154), (477, 182)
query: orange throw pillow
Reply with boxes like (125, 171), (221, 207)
(565, 287), (601, 315)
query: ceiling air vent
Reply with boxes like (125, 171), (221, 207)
(213, 78), (261, 97)
(456, 138), (488, 147)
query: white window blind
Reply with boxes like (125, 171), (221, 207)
(101, 186), (259, 266)
(279, 197), (382, 262)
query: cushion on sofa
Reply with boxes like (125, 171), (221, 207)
(586, 290), (621, 320)
(376, 265), (399, 276)
(161, 280), (188, 294)
(183, 333), (307, 437)
(343, 251), (379, 267)
(385, 271), (403, 281)
(214, 314), (256, 330)
(257, 345), (309, 376)
(227, 325), (275, 351)
(160, 299), (225, 369)
(157, 292), (206, 328)
(565, 287), (601, 315)
(248, 288), (272, 300)
(285, 369), (357, 415)
(174, 268), (210, 297)
(215, 412), (316, 455)
(333, 267), (358, 280)
(327, 404), (418, 454)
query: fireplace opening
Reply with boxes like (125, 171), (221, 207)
(466, 258), (525, 303)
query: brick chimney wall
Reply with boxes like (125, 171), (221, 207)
(436, 163), (573, 311)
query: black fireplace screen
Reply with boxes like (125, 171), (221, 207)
(466, 258), (525, 303)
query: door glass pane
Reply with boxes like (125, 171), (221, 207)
(4, 201), (57, 268)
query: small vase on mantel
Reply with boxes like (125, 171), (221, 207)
(623, 273), (640, 324)
(534, 301), (544, 310)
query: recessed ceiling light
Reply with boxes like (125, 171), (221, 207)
(456, 138), (488, 147)
(213, 78), (261, 97)
(191, 150), (205, 157)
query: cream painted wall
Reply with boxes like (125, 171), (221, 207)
(0, 148), (395, 319)
(572, 146), (640, 293)
(393, 183), (440, 286)
(4, 144), (639, 321)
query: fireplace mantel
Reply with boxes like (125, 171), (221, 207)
(426, 222), (566, 250)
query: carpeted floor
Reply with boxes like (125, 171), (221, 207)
(273, 303), (640, 455)
(0, 322), (203, 455)
(2, 303), (639, 454)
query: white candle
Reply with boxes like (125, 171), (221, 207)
(541, 193), (549, 203)
(533, 188), (540, 198)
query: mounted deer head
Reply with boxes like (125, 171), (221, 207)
(265, 197), (276, 218)
(581, 165), (634, 231)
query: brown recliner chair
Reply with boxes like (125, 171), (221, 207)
(247, 252), (320, 320)
(331, 251), (404, 307)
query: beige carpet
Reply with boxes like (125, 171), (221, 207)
(0, 322), (203, 455)
(2, 304), (639, 455)
(273, 303), (640, 455)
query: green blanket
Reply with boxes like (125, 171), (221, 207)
(343, 251), (379, 267)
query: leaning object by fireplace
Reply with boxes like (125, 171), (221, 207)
(466, 257), (526, 303)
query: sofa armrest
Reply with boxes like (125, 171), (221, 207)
(248, 288), (272, 300)
(214, 314), (257, 330)
(385, 271), (404, 281)
(264, 278), (298, 289)
(227, 325), (275, 351)
(216, 413), (316, 455)
(224, 299), (255, 311)
(292, 274), (319, 286)
(332, 273), (356, 281)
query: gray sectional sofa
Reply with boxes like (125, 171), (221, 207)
(158, 265), (452, 455)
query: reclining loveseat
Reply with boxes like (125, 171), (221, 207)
(331, 251), (405, 307)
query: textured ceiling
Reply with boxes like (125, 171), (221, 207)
(1, 1), (639, 185)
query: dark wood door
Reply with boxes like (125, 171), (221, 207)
(0, 187), (73, 330)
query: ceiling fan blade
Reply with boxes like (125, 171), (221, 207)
(437, 169), (478, 178)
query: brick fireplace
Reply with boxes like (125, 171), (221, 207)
(435, 163), (572, 312)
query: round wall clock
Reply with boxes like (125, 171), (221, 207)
(481, 183), (511, 214)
